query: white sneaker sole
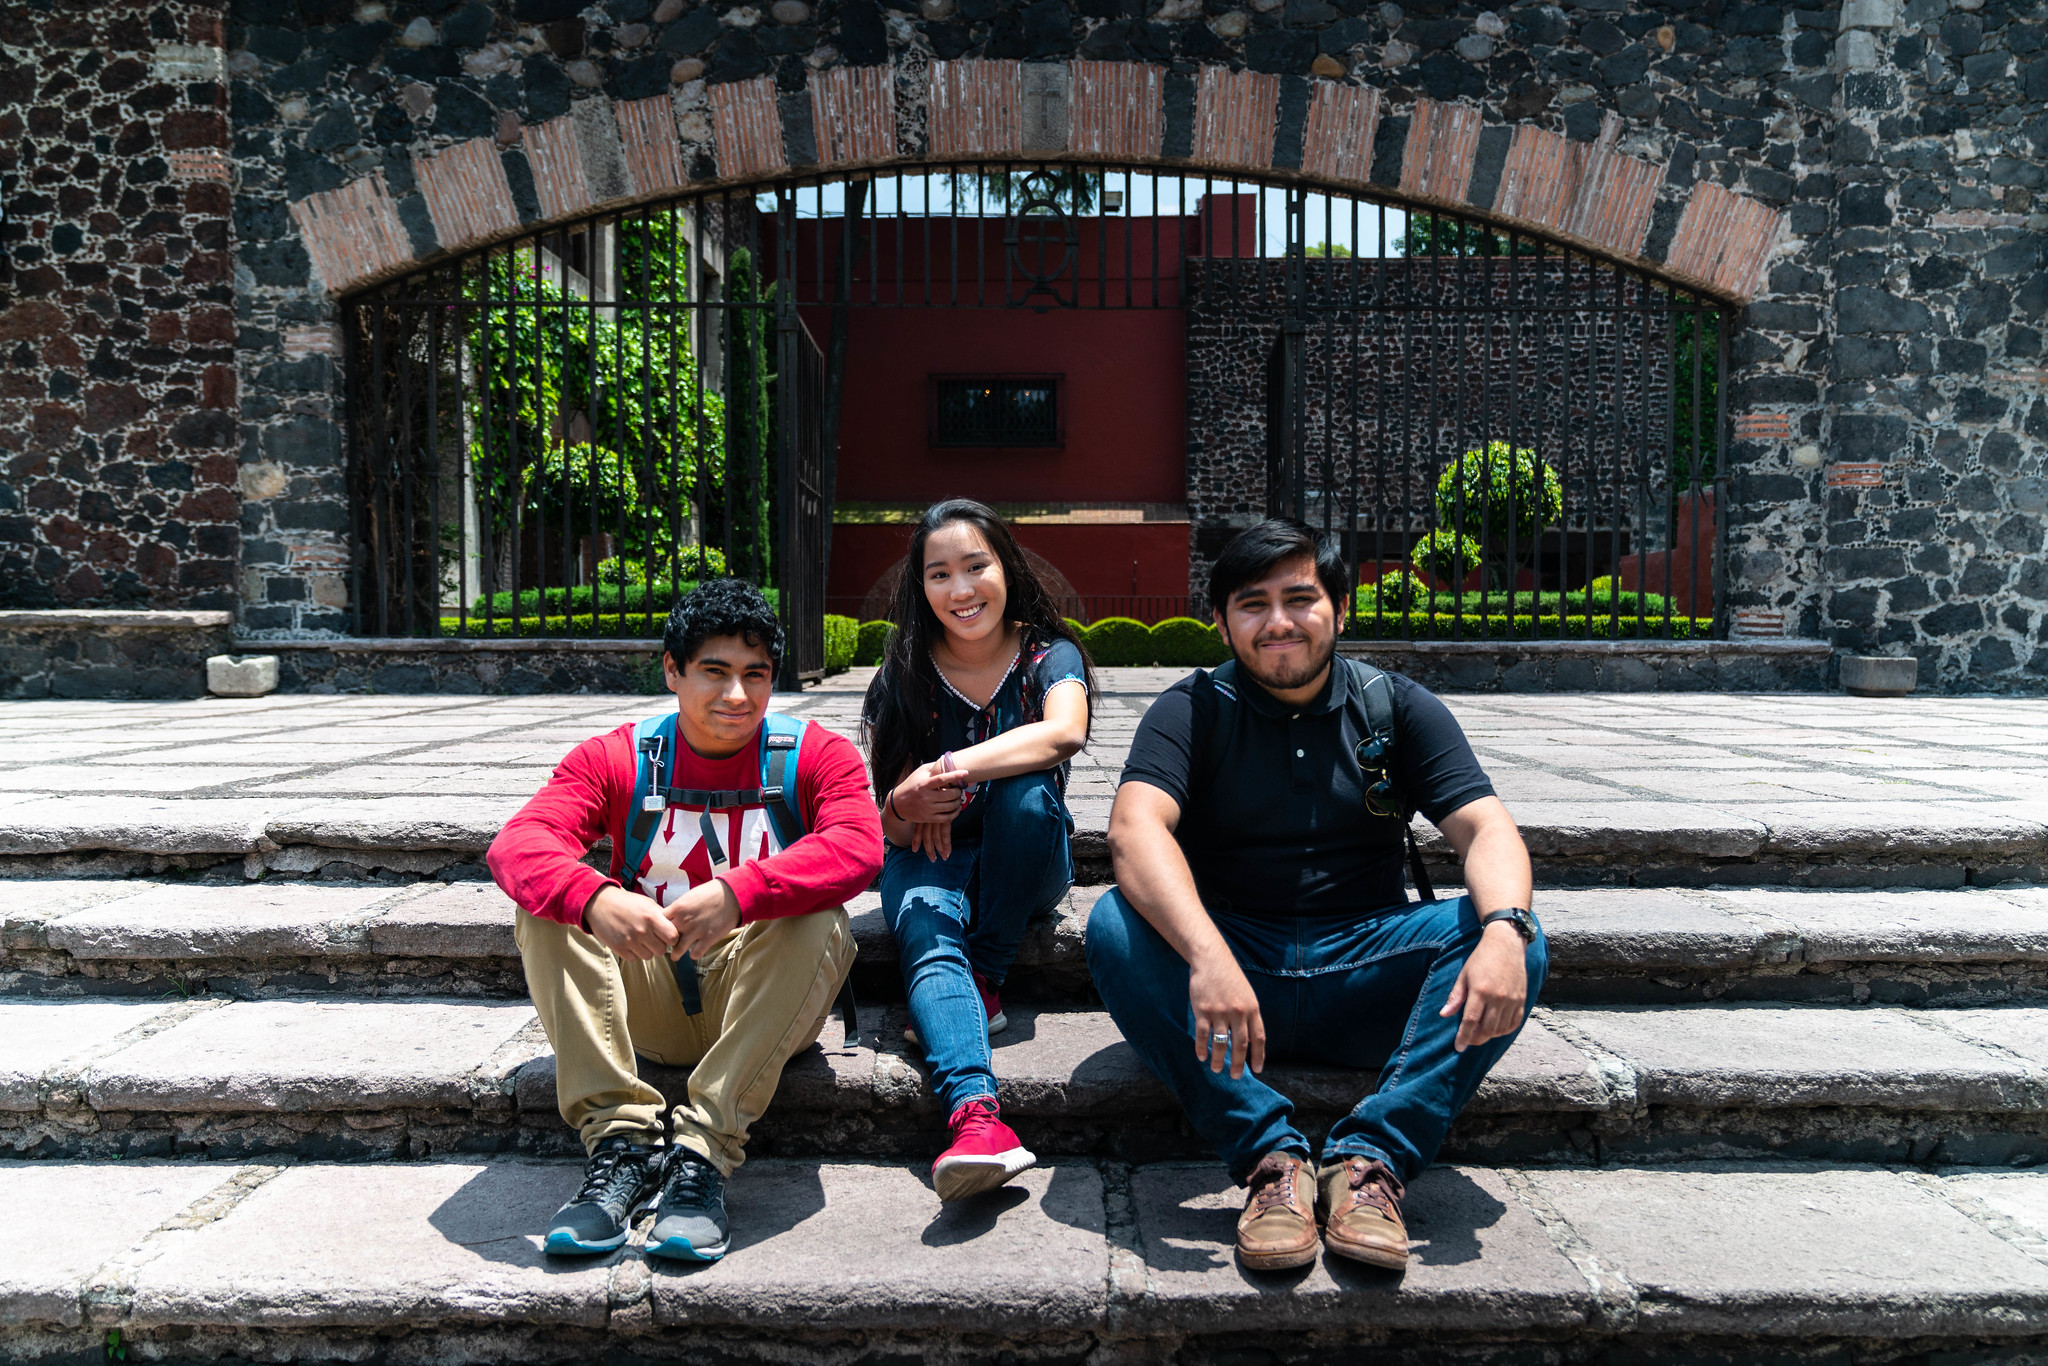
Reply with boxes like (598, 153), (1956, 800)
(933, 1145), (1036, 1202)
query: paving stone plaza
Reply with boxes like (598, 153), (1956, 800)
(9, 672), (2048, 1359)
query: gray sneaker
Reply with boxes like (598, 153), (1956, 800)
(647, 1151), (730, 1262)
(545, 1137), (664, 1256)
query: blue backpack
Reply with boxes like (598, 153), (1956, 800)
(620, 709), (862, 1047)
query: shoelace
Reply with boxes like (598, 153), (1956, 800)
(1247, 1162), (1303, 1218)
(665, 1154), (722, 1206)
(575, 1145), (646, 1206)
(1341, 1159), (1406, 1218)
(950, 1097), (1001, 1141)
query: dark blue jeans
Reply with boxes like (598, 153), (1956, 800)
(879, 769), (1074, 1115)
(1085, 887), (1548, 1185)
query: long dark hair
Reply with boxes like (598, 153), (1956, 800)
(862, 498), (1096, 791)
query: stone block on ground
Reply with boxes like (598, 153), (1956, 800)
(1563, 1004), (2037, 1110)
(0, 1162), (237, 1327)
(1527, 1164), (2048, 1336)
(46, 882), (402, 959)
(125, 1161), (612, 1329)
(206, 655), (279, 698)
(646, 1161), (1106, 1332)
(1120, 1164), (1593, 1334)
(0, 1000), (183, 1110)
(368, 881), (518, 959)
(85, 999), (538, 1112)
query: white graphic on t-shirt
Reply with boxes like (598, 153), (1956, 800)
(637, 803), (785, 907)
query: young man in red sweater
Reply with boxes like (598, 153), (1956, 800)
(489, 579), (883, 1263)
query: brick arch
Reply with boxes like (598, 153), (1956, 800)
(290, 58), (1784, 306)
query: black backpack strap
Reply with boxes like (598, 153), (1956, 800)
(759, 718), (862, 1049)
(1346, 659), (1437, 904)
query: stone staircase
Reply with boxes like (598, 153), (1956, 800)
(10, 696), (2048, 1359)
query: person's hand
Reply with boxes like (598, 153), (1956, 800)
(910, 819), (954, 862)
(665, 878), (742, 961)
(1441, 921), (1529, 1051)
(583, 885), (679, 961)
(891, 758), (967, 823)
(1190, 948), (1265, 1078)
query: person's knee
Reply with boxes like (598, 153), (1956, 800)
(1084, 886), (1140, 974)
(890, 893), (974, 974)
(985, 768), (1064, 823)
(751, 906), (852, 973)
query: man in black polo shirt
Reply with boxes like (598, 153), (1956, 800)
(1086, 518), (1546, 1273)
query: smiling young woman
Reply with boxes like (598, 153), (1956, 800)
(860, 498), (1098, 1203)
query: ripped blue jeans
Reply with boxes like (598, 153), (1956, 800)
(1085, 888), (1548, 1185)
(879, 769), (1074, 1115)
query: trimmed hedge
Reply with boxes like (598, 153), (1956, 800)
(1151, 616), (1232, 667)
(1344, 612), (1714, 641)
(442, 614), (661, 640)
(1081, 617), (1154, 666)
(469, 582), (778, 619)
(856, 620), (893, 666)
(824, 615), (857, 674)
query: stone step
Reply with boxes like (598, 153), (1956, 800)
(9, 993), (2048, 1167)
(6, 1155), (2048, 1360)
(5, 790), (2047, 888)
(12, 878), (2048, 1009)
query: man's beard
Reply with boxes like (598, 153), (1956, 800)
(1230, 628), (1337, 694)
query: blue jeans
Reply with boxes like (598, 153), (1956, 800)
(1085, 888), (1548, 1185)
(879, 769), (1074, 1115)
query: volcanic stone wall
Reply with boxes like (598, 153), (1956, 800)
(0, 0), (2042, 688)
(0, 1), (241, 613)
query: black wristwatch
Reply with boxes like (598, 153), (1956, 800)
(1479, 907), (1537, 943)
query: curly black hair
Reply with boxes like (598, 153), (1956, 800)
(663, 578), (785, 669)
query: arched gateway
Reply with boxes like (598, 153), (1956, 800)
(322, 66), (1770, 682)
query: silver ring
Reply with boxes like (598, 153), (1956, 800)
(1210, 1032), (1232, 1044)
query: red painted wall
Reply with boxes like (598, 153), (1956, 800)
(779, 197), (1263, 608)
(802, 306), (1187, 507)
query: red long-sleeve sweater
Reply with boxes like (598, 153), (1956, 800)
(487, 715), (883, 928)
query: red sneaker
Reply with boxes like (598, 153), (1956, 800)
(973, 971), (1008, 1036)
(932, 1097), (1036, 1202)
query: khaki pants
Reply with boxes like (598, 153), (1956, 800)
(516, 905), (854, 1174)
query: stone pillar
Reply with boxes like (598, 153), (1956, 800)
(0, 0), (239, 613)
(1820, 0), (2047, 690)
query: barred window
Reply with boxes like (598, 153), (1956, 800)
(931, 376), (1061, 448)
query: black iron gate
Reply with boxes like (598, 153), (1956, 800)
(1242, 187), (1727, 638)
(341, 188), (831, 676)
(342, 165), (1728, 661)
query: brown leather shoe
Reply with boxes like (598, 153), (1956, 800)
(1235, 1151), (1319, 1271)
(1318, 1156), (1410, 1270)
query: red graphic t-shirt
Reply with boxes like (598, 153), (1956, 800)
(488, 714), (883, 928)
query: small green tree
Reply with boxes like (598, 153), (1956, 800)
(1430, 440), (1563, 590)
(1410, 529), (1485, 587)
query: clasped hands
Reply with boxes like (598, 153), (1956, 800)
(583, 880), (739, 962)
(890, 755), (969, 861)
